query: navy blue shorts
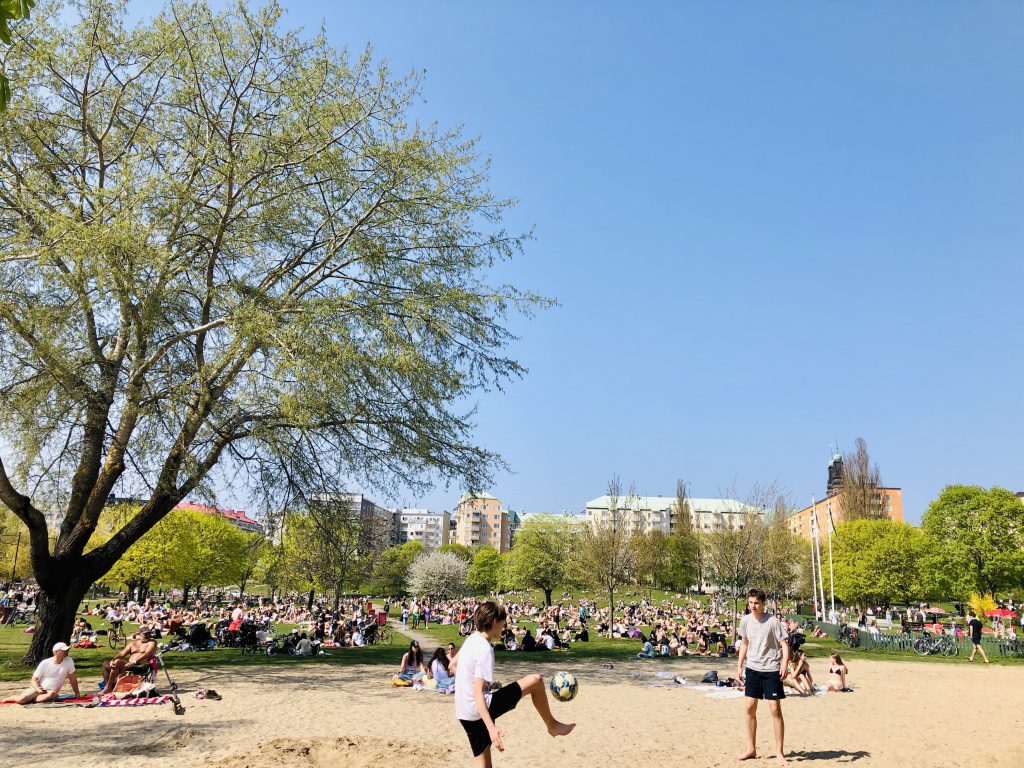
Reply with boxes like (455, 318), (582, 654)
(744, 667), (785, 700)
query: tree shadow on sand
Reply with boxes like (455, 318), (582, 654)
(789, 749), (871, 762)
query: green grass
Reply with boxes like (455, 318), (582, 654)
(0, 621), (415, 683)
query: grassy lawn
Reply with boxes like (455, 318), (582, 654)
(0, 620), (415, 684)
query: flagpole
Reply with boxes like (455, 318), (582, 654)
(809, 496), (819, 620)
(826, 502), (836, 616)
(811, 505), (826, 621)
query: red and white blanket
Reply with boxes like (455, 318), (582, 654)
(100, 694), (173, 707)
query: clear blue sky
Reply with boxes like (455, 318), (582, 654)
(133, 2), (1023, 523)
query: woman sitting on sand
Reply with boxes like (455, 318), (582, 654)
(427, 646), (455, 689)
(784, 650), (814, 694)
(826, 652), (851, 692)
(395, 640), (426, 683)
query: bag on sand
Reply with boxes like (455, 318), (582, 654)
(701, 670), (719, 684)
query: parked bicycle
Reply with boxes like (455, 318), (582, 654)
(363, 621), (393, 646)
(912, 630), (958, 657)
(837, 625), (860, 648)
(108, 620), (127, 650)
(2, 608), (35, 627)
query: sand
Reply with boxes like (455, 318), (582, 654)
(2, 654), (1021, 767)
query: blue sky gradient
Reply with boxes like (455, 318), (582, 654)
(130, 2), (1023, 522)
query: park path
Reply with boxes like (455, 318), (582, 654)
(385, 616), (439, 649)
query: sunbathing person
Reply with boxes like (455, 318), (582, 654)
(102, 629), (158, 692)
(783, 650), (814, 694)
(3, 642), (82, 704)
(826, 652), (851, 692)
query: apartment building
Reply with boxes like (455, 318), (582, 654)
(452, 492), (512, 552)
(395, 508), (450, 550)
(584, 494), (764, 535)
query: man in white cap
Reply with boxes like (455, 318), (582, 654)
(2, 642), (82, 704)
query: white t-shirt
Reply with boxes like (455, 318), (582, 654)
(231, 607), (244, 622)
(454, 633), (494, 721)
(34, 656), (75, 693)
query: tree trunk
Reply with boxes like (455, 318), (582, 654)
(543, 588), (552, 606)
(608, 587), (615, 639)
(182, 584), (191, 605)
(24, 577), (92, 665)
(307, 589), (314, 610)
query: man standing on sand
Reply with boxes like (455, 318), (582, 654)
(736, 588), (790, 765)
(966, 611), (990, 664)
(455, 601), (575, 767)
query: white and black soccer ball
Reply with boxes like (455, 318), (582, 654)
(548, 671), (578, 702)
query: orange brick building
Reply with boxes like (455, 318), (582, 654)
(787, 455), (903, 539)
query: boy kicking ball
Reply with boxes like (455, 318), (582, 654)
(455, 601), (575, 766)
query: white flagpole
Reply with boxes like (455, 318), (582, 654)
(826, 502), (836, 616)
(811, 506), (826, 621)
(809, 496), (819, 620)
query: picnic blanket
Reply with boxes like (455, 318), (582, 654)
(100, 694), (174, 707)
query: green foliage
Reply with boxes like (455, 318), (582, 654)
(437, 543), (473, 562)
(0, 0), (34, 109)
(467, 545), (501, 594)
(832, 519), (927, 608)
(161, 511), (249, 597)
(921, 485), (1024, 597)
(501, 515), (574, 604)
(631, 529), (669, 594)
(665, 530), (700, 592)
(0, 0), (544, 662)
(370, 541), (424, 595)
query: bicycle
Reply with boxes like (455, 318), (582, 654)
(837, 625), (860, 648)
(2, 608), (35, 627)
(364, 623), (393, 646)
(108, 621), (127, 650)
(912, 631), (958, 657)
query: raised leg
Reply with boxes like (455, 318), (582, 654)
(516, 674), (575, 737)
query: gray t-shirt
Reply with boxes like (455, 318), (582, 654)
(738, 612), (788, 673)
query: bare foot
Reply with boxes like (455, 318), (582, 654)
(776, 754), (790, 765)
(548, 721), (576, 737)
(738, 748), (757, 761)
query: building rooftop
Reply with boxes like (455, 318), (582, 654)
(585, 495), (763, 515)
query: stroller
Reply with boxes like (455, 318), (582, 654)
(238, 621), (259, 654)
(187, 622), (214, 650)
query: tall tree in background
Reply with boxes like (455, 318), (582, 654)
(407, 550), (469, 599)
(501, 514), (573, 605)
(841, 437), (885, 521)
(467, 546), (502, 594)
(831, 519), (928, 609)
(921, 485), (1024, 598)
(575, 475), (636, 638)
(0, 0), (543, 663)
(631, 529), (668, 599)
(667, 478), (701, 592)
(370, 541), (424, 596)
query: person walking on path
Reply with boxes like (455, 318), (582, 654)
(736, 588), (791, 765)
(966, 611), (990, 664)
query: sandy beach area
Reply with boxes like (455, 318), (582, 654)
(2, 655), (1021, 767)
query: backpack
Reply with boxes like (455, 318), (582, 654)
(701, 670), (719, 684)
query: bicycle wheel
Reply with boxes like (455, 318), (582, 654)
(838, 631), (853, 648)
(940, 638), (958, 657)
(912, 638), (929, 656)
(108, 630), (125, 650)
(378, 626), (393, 645)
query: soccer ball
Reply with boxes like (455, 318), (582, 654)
(548, 671), (578, 702)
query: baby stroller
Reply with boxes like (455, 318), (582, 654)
(187, 622), (214, 650)
(238, 621), (259, 654)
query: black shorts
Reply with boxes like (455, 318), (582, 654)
(970, 637), (982, 646)
(459, 682), (523, 756)
(744, 667), (785, 701)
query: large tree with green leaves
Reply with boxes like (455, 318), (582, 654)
(0, 0), (34, 109)
(467, 545), (501, 594)
(0, 0), (542, 663)
(501, 514), (574, 605)
(831, 518), (928, 608)
(921, 485), (1024, 598)
(369, 540), (424, 595)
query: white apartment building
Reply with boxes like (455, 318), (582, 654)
(395, 508), (450, 550)
(584, 495), (764, 535)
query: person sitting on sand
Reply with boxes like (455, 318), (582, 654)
(3, 642), (81, 704)
(783, 650), (813, 695)
(102, 629), (157, 692)
(428, 646), (456, 689)
(825, 652), (850, 692)
(395, 640), (427, 683)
